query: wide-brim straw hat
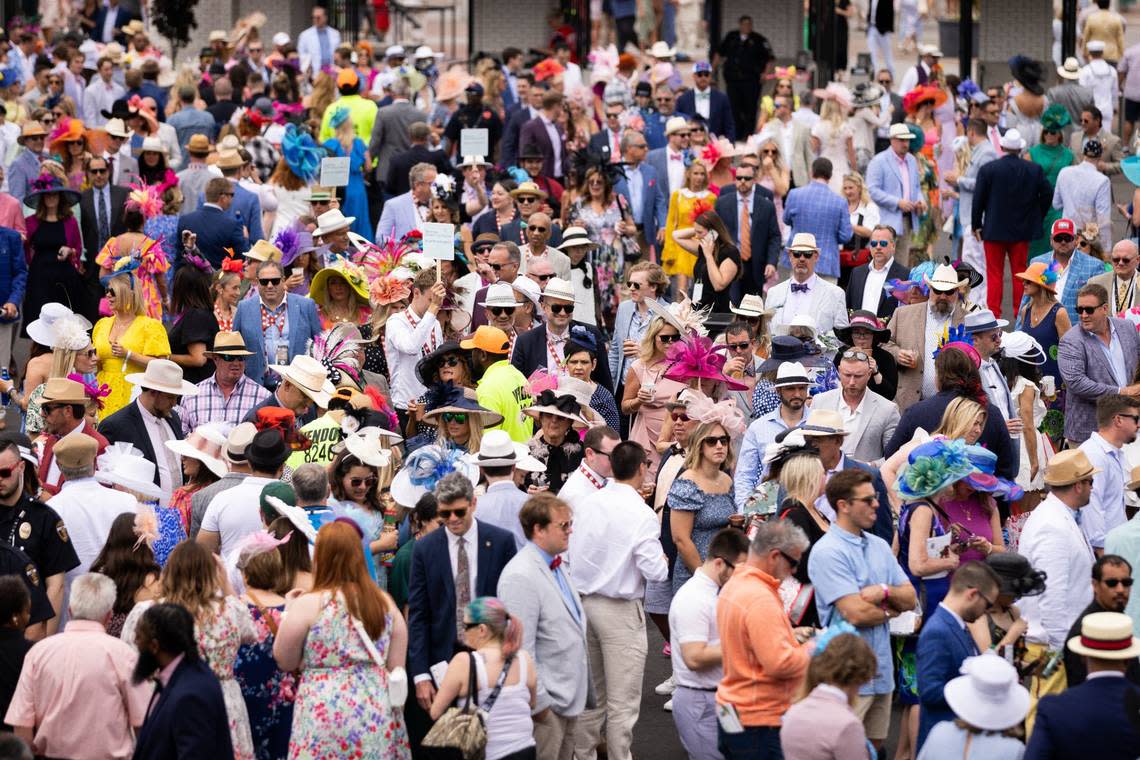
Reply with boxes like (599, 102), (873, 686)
(268, 355), (336, 408)
(1044, 448), (1102, 487)
(729, 294), (775, 318)
(309, 260), (370, 306)
(1067, 612), (1140, 660)
(207, 331), (255, 356)
(125, 359), (198, 396)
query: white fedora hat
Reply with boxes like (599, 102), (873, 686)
(1057, 56), (1081, 80)
(479, 282), (523, 309)
(999, 128), (1026, 151)
(510, 276), (543, 312)
(943, 654), (1029, 732)
(1067, 611), (1140, 660)
(126, 359), (198, 396)
(649, 41), (676, 58)
(888, 122), (913, 140)
(469, 429), (518, 468)
(557, 226), (598, 251)
(313, 209), (356, 237)
(730, 293), (774, 318)
(105, 118), (130, 139)
(773, 361), (811, 388)
(269, 355), (336, 408)
(924, 263), (962, 292)
(95, 444), (163, 499)
(542, 277), (576, 302)
(664, 115), (689, 136)
(344, 427), (393, 468)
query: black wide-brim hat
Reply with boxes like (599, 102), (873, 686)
(1008, 55), (1046, 96)
(757, 335), (824, 373)
(415, 340), (465, 386)
(834, 311), (891, 346)
(101, 98), (138, 121)
(955, 260), (984, 290)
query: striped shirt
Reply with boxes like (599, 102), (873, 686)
(176, 374), (270, 436)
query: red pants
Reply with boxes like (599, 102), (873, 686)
(983, 240), (1029, 318)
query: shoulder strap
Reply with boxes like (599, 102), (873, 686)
(481, 652), (516, 713)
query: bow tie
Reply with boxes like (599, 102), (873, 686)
(791, 282), (810, 293)
(549, 555), (562, 570)
(549, 334), (568, 344)
(669, 153), (683, 161)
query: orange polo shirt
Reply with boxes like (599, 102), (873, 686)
(716, 564), (812, 726)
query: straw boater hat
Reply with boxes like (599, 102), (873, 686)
(125, 360), (198, 397)
(729, 293), (774, 318)
(943, 655), (1029, 733)
(268, 355), (336, 408)
(1127, 464), (1140, 491)
(164, 424), (228, 478)
(40, 378), (90, 406)
(206, 331), (255, 356)
(509, 181), (548, 201)
(313, 209), (356, 237)
(1068, 611), (1140, 660)
(1044, 449), (1102, 487)
(542, 277), (576, 303)
(479, 282), (523, 309)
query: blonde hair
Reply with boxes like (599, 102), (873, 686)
(638, 316), (674, 364)
(438, 414), (485, 453)
(820, 98), (846, 128)
(778, 453), (826, 507)
(683, 421), (735, 472)
(627, 261), (669, 297)
(49, 347), (79, 379)
(105, 274), (146, 316)
(935, 397), (987, 440)
(684, 161), (709, 192)
(754, 136), (787, 174)
(843, 172), (871, 206)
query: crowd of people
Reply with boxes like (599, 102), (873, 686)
(0, 3), (1134, 760)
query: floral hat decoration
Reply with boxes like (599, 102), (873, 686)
(933, 323), (981, 367)
(390, 444), (479, 507)
(308, 255), (370, 307)
(430, 173), (459, 205)
(896, 438), (978, 501)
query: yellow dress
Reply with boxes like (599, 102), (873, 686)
(92, 315), (171, 417)
(662, 188), (716, 278)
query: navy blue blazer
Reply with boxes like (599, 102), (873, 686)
(1026, 675), (1140, 760)
(132, 656), (233, 760)
(231, 294), (322, 384)
(971, 154), (1052, 243)
(714, 185), (782, 280)
(846, 259), (911, 319)
(916, 605), (980, 751)
(176, 205), (247, 268)
(406, 520), (517, 679)
(676, 89), (735, 141)
(614, 162), (668, 248)
(511, 322), (613, 393)
(98, 402), (184, 488)
(93, 5), (136, 44)
(845, 458), (895, 546)
(198, 183), (263, 247)
(885, 390), (1016, 481)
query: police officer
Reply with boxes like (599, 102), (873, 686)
(0, 440), (78, 635)
(0, 545), (54, 638)
(443, 82), (504, 160)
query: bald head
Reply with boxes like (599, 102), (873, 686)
(525, 212), (553, 251)
(1111, 240), (1140, 279)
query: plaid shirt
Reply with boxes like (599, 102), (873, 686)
(176, 374), (271, 436)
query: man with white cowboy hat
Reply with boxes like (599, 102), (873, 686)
(735, 361), (812, 509)
(1018, 448), (1099, 728)
(511, 277), (612, 392)
(189, 422), (257, 539)
(176, 331), (269, 435)
(767, 232), (849, 337)
(98, 359), (195, 503)
(465, 429), (530, 549)
(1028, 611), (1140, 756)
(884, 261), (966, 409)
(36, 378), (108, 498)
(243, 354), (335, 428)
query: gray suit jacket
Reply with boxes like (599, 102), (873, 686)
(370, 101), (428, 184)
(810, 388), (900, 465)
(1058, 318), (1140, 443)
(497, 543), (590, 716)
(957, 140), (998, 226)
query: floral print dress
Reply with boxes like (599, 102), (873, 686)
(235, 602), (296, 760)
(288, 592), (410, 759)
(96, 236), (170, 320)
(569, 199), (625, 327)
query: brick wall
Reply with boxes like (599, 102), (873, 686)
(977, 0), (1053, 88)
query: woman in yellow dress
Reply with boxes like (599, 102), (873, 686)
(92, 270), (171, 417)
(662, 161), (716, 297)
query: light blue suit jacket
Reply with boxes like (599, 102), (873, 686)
(614, 161), (667, 248)
(866, 148), (922, 236)
(375, 190), (419, 242)
(232, 294), (322, 384)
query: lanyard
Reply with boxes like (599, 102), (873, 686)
(1117, 275), (1136, 313)
(578, 464), (606, 491)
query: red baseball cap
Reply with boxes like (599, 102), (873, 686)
(1051, 218), (1075, 237)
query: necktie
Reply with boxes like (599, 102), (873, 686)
(791, 282), (810, 293)
(96, 188), (110, 251)
(317, 28), (331, 68)
(549, 555), (562, 570)
(455, 537), (471, 641)
(739, 198), (752, 261)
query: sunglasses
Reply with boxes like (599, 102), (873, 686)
(442, 412), (469, 424)
(760, 149), (778, 155)
(606, 111), (622, 119)
(439, 507), (468, 519)
(630, 281), (646, 290)
(790, 250), (816, 259)
(40, 404), (67, 415)
(489, 263), (510, 271)
(84, 348), (97, 357)
(439, 355), (463, 368)
(1103, 578), (1135, 588)
(528, 226), (548, 233)
(216, 353), (247, 362)
(658, 333), (680, 343)
(1112, 257), (1137, 264)
(516, 196), (539, 204)
(554, 519), (573, 531)
(868, 240), (891, 248)
(703, 434), (731, 447)
(1075, 304), (1104, 315)
(549, 303), (573, 315)
(779, 550), (800, 570)
(89, 167), (108, 175)
(349, 476), (377, 488)
(735, 175), (754, 182)
(0, 466), (16, 479)
(534, 273), (554, 281)
(1078, 239), (1090, 247)
(259, 277), (282, 286)
(727, 342), (751, 351)
(842, 349), (871, 361)
(670, 411), (689, 422)
(489, 306), (516, 317)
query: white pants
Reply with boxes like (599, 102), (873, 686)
(961, 225), (988, 308)
(867, 27), (895, 78)
(672, 686), (723, 760)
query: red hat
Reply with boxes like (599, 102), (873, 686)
(1051, 218), (1075, 237)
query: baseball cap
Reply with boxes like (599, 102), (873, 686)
(694, 61), (712, 74)
(337, 68), (360, 89)
(272, 32), (291, 47)
(465, 81), (484, 96)
(1051, 218), (1076, 238)
(460, 326), (511, 354)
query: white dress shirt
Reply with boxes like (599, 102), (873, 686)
(668, 568), (722, 689)
(47, 477), (137, 581)
(383, 307), (443, 408)
(922, 307), (953, 399)
(559, 463), (607, 508)
(82, 77), (125, 127)
(447, 521), (479, 602)
(1079, 432), (1128, 549)
(138, 401), (182, 505)
(783, 273), (819, 323)
(568, 482), (669, 598)
(980, 357), (1014, 420)
(860, 258), (894, 313)
(692, 87), (711, 119)
(667, 150), (687, 196)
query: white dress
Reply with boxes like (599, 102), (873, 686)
(1014, 376), (1050, 491)
(811, 120), (854, 194)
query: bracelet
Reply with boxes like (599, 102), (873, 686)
(880, 583), (890, 610)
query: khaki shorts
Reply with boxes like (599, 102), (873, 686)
(853, 692), (893, 741)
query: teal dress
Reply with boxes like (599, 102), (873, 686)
(1029, 142), (1075, 257)
(322, 137), (373, 242)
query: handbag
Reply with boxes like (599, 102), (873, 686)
(421, 651), (516, 760)
(840, 212), (871, 268)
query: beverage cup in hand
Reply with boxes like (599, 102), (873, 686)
(1041, 376), (1055, 397)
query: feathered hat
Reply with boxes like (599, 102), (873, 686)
(281, 123), (323, 182)
(663, 333), (748, 391)
(308, 322), (364, 390)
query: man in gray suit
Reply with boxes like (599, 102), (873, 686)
(498, 493), (589, 760)
(945, 118), (997, 308)
(809, 351), (900, 465)
(369, 77), (426, 189)
(1059, 283), (1140, 445)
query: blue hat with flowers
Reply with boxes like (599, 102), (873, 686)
(962, 445), (1024, 500)
(896, 438), (978, 501)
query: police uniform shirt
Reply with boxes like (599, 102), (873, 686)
(0, 497), (80, 585)
(0, 543), (53, 625)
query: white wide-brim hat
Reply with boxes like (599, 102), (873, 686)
(25, 303), (92, 349)
(943, 654), (1030, 732)
(95, 454), (163, 499)
(270, 356), (336, 408)
(1066, 611), (1140, 660)
(125, 359), (198, 396)
(344, 427), (394, 468)
(264, 495), (317, 542)
(164, 432), (228, 479)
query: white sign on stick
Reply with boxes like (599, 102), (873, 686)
(319, 156), (351, 187)
(422, 223), (456, 260)
(460, 128), (489, 158)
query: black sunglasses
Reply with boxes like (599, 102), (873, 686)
(549, 303), (573, 315)
(727, 342), (751, 351)
(439, 356), (462, 368)
(868, 240), (891, 248)
(1104, 578), (1135, 588)
(1075, 305), (1104, 315)
(216, 354), (247, 362)
(259, 277), (282, 286)
(516, 196), (540, 204)
(1053, 234), (1074, 243)
(779, 550), (800, 570)
(658, 333), (680, 343)
(735, 175), (754, 182)
(439, 507), (468, 519)
(528, 226), (548, 233)
(703, 434), (731, 447)
(88, 167), (108, 175)
(442, 412), (468, 424)
(670, 411), (689, 422)
(489, 263), (510, 271)
(489, 306), (516, 317)
(349, 476), (377, 488)
(790, 251), (816, 259)
(534, 273), (554, 281)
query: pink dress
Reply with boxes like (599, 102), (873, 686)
(627, 359), (685, 478)
(939, 495), (998, 563)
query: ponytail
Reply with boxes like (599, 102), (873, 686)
(501, 613), (524, 658)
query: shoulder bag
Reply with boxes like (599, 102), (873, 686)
(421, 651), (516, 760)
